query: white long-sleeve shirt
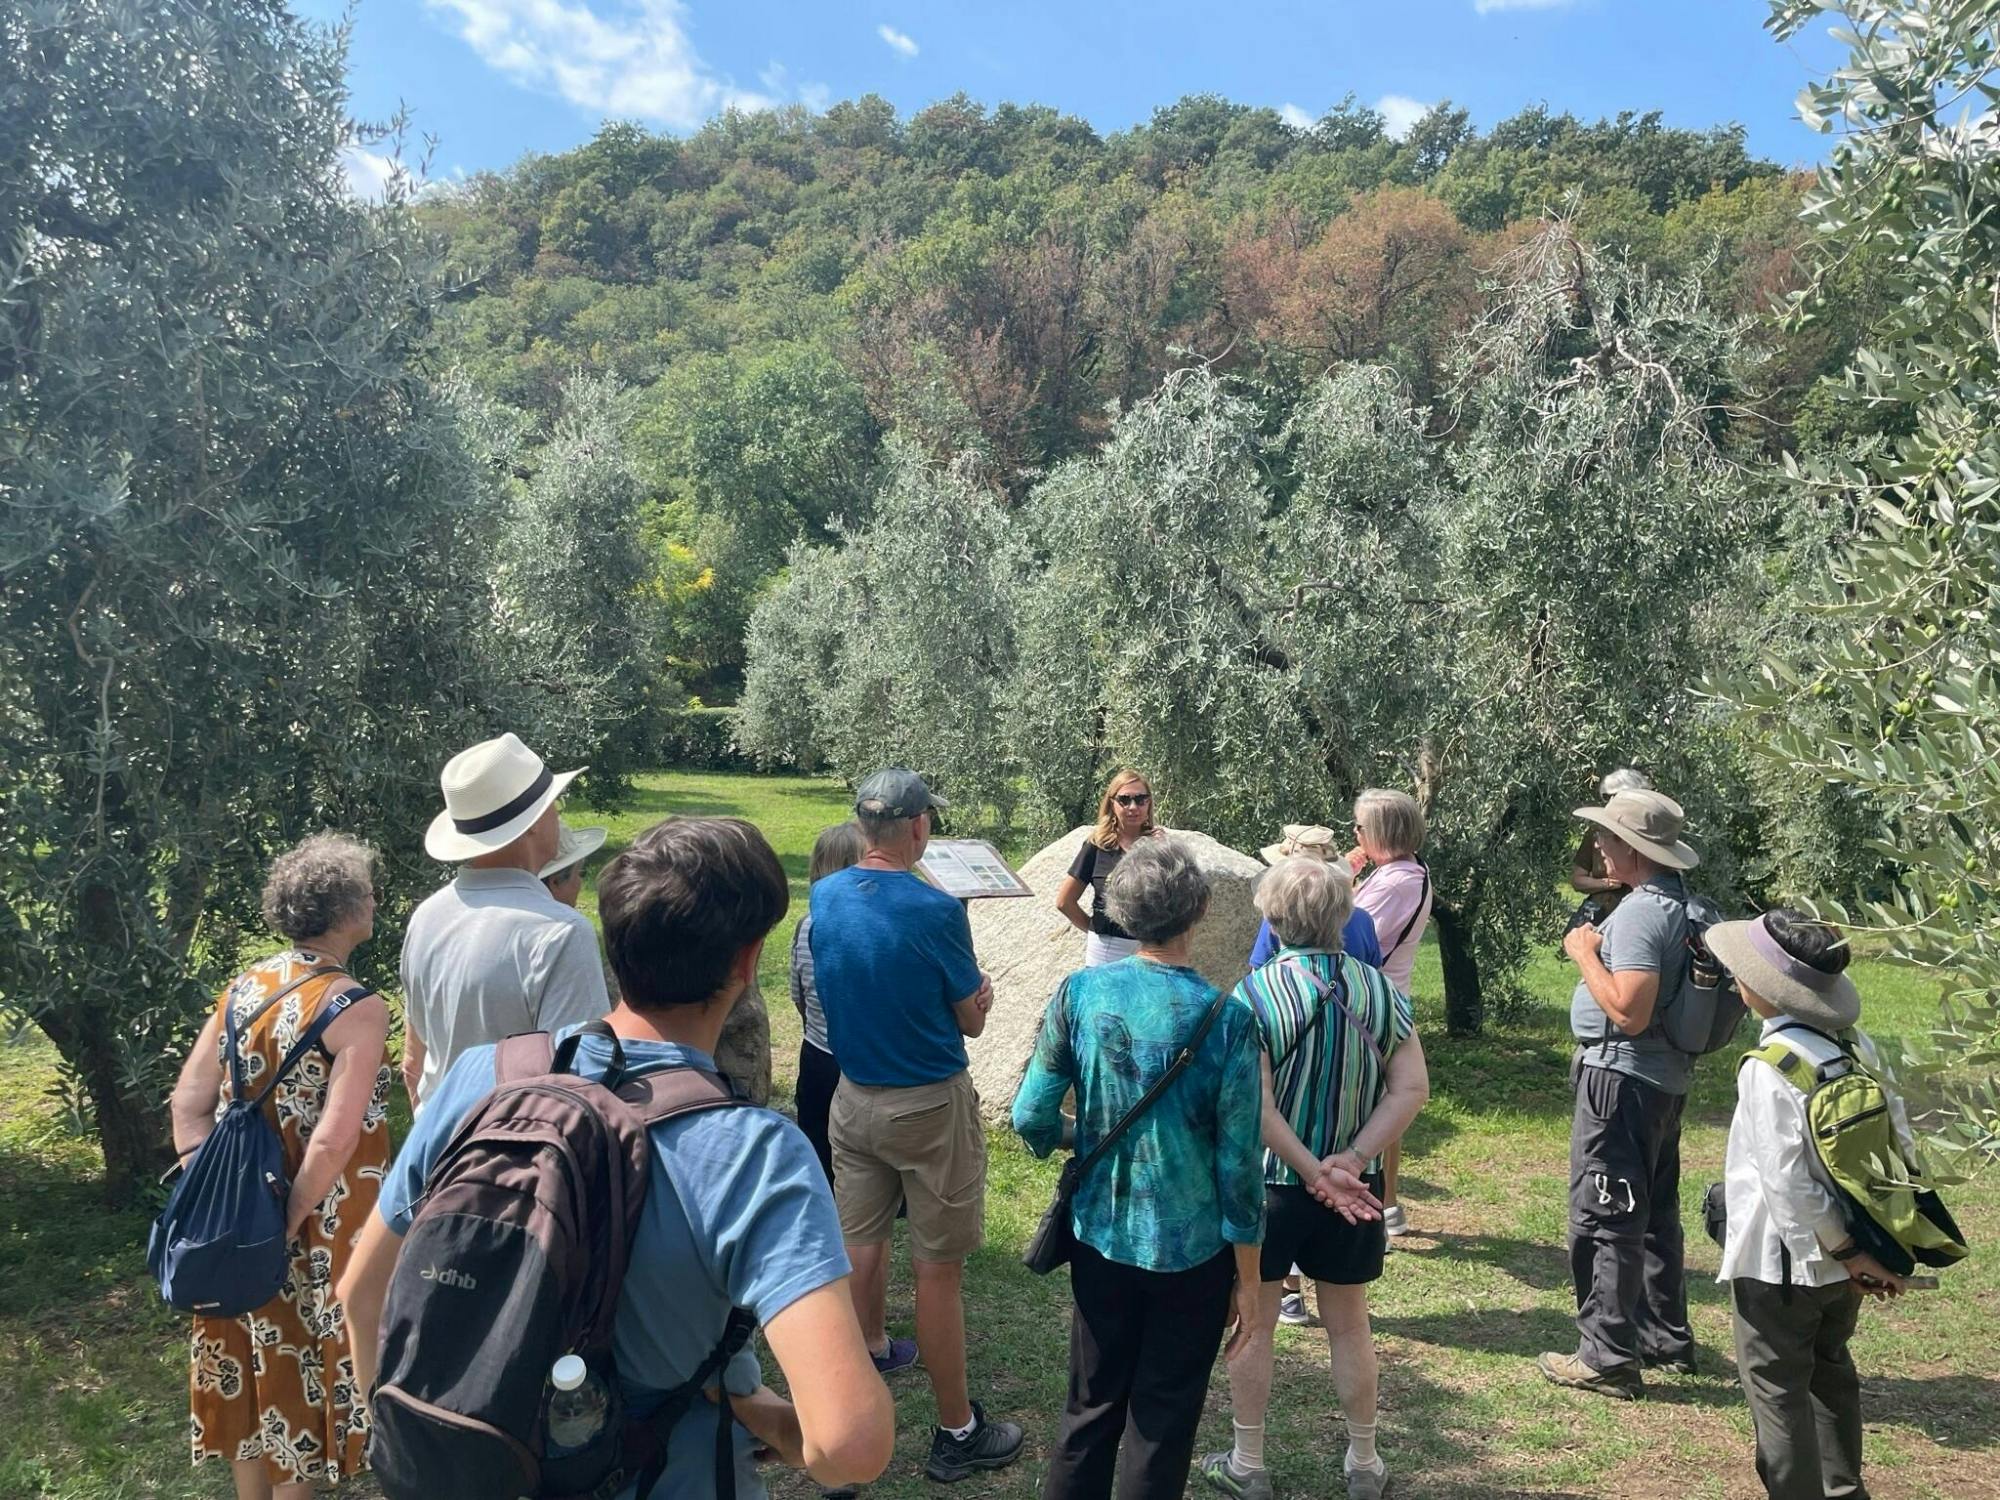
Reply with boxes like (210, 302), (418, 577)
(1718, 1019), (1853, 1288)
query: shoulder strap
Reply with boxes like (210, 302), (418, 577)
(495, 1030), (557, 1084)
(624, 1065), (747, 1127)
(1383, 861), (1430, 958)
(249, 982), (370, 1106)
(1278, 957), (1386, 1070)
(1074, 986), (1230, 1179)
(224, 965), (346, 1099)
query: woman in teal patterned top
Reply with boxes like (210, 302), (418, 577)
(1012, 836), (1262, 1500)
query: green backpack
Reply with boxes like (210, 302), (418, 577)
(1742, 1027), (1969, 1277)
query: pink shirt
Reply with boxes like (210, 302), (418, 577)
(1354, 858), (1431, 992)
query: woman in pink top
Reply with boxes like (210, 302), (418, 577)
(1345, 789), (1431, 1237)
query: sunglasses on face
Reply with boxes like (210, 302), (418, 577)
(1114, 793), (1151, 808)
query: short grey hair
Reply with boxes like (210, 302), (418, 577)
(1256, 857), (1354, 951)
(261, 832), (377, 942)
(1103, 835), (1209, 945)
(1601, 766), (1653, 797)
(1355, 788), (1425, 859)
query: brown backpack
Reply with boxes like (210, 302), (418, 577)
(369, 1021), (754, 1500)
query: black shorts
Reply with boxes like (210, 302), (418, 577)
(1259, 1177), (1387, 1285)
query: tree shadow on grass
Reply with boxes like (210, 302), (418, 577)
(1397, 1229), (1573, 1292)
(1860, 1372), (2000, 1450)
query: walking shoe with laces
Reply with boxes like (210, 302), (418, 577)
(1200, 1450), (1274, 1500)
(1536, 1350), (1643, 1400)
(1345, 1457), (1389, 1499)
(870, 1336), (920, 1376)
(925, 1402), (1024, 1482)
(1276, 1290), (1312, 1326)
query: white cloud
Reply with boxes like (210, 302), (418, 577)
(426, 0), (773, 130)
(877, 23), (918, 58)
(1376, 93), (1431, 140)
(341, 145), (402, 200)
(1280, 103), (1314, 131)
(1473, 0), (1582, 13)
(799, 81), (832, 112)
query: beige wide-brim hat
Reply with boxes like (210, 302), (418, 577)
(425, 732), (582, 862)
(1573, 789), (1700, 871)
(539, 820), (608, 880)
(1706, 914), (1861, 1032)
(1260, 823), (1340, 867)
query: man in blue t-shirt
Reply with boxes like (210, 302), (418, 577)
(810, 768), (1026, 1482)
(338, 816), (895, 1500)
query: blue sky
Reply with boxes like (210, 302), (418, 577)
(305, 0), (1846, 193)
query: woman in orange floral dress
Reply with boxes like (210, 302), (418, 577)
(169, 833), (393, 1498)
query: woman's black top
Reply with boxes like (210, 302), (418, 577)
(1068, 839), (1135, 940)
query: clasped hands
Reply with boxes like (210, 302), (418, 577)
(1304, 1149), (1383, 1223)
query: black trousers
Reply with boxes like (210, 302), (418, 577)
(1041, 1243), (1235, 1500)
(1731, 1278), (1868, 1500)
(1568, 1057), (1695, 1372)
(796, 1041), (840, 1189)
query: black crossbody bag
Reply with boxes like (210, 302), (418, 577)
(1022, 985), (1231, 1275)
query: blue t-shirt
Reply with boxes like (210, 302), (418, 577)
(1249, 908), (1381, 971)
(379, 1028), (850, 1500)
(809, 865), (982, 1087)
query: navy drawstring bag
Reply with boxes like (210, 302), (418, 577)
(148, 970), (366, 1317)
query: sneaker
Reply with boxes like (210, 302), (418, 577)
(1345, 1458), (1389, 1499)
(1381, 1205), (1409, 1238)
(926, 1402), (1025, 1483)
(1536, 1350), (1643, 1401)
(1277, 1290), (1312, 1326)
(870, 1336), (920, 1376)
(1200, 1451), (1274, 1500)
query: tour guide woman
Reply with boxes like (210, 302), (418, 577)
(1055, 768), (1158, 967)
(169, 833), (393, 1498)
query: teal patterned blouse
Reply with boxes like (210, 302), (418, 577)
(1012, 956), (1265, 1271)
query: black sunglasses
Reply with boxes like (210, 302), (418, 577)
(1113, 792), (1152, 808)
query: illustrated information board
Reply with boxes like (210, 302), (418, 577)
(918, 839), (1033, 900)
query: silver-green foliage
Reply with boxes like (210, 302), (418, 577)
(1735, 0), (2000, 1163)
(0, 2), (504, 1189)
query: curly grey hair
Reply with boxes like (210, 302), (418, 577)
(1256, 856), (1354, 951)
(1103, 834), (1209, 945)
(1601, 767), (1653, 797)
(261, 832), (378, 943)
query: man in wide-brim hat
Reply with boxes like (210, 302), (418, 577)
(539, 817), (610, 909)
(1540, 788), (1704, 1400)
(400, 733), (610, 1109)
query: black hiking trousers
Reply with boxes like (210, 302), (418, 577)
(1567, 1054), (1696, 1374)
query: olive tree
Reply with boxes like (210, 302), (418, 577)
(0, 2), (503, 1193)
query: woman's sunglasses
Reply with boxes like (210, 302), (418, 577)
(1113, 793), (1152, 808)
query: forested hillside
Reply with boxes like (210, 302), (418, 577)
(420, 93), (1882, 698)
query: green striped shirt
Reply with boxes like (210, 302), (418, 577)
(1232, 947), (1414, 1184)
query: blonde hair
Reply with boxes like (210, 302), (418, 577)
(1091, 768), (1156, 850)
(809, 822), (866, 883)
(1355, 788), (1425, 860)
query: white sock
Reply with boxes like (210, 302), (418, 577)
(1346, 1421), (1381, 1472)
(1231, 1420), (1266, 1472)
(944, 1415), (977, 1440)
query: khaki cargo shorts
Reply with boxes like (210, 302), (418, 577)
(829, 1069), (986, 1262)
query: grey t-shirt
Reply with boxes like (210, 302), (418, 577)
(1570, 872), (1693, 1096)
(401, 867), (611, 1107)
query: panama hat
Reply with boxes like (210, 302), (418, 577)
(1705, 913), (1861, 1032)
(425, 733), (582, 863)
(1260, 824), (1341, 867)
(539, 819), (608, 881)
(1572, 789), (1700, 871)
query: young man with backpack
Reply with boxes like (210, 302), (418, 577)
(338, 815), (895, 1500)
(1540, 788), (1705, 1399)
(1707, 908), (1963, 1500)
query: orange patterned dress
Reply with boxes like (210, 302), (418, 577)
(188, 949), (392, 1484)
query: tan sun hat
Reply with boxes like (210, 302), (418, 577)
(1260, 824), (1341, 867)
(1704, 913), (1860, 1032)
(1572, 789), (1700, 871)
(425, 733), (582, 863)
(539, 819), (608, 881)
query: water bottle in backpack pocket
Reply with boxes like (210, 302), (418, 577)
(1657, 893), (1749, 1056)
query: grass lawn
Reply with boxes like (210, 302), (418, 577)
(3, 768), (1996, 1500)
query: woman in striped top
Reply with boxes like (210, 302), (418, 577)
(1202, 856), (1429, 1500)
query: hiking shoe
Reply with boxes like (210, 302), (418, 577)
(870, 1336), (919, 1376)
(926, 1403), (1024, 1482)
(1277, 1290), (1313, 1326)
(1346, 1458), (1389, 1499)
(1537, 1350), (1642, 1401)
(1382, 1204), (1409, 1238)
(1200, 1451), (1274, 1500)
(1643, 1351), (1698, 1377)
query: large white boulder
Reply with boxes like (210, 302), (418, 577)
(964, 826), (1264, 1124)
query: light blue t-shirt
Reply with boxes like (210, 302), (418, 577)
(380, 1028), (851, 1500)
(809, 865), (982, 1087)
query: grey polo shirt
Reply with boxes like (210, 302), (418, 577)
(1569, 872), (1694, 1096)
(401, 867), (611, 1107)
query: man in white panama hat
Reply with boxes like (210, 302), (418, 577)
(399, 733), (610, 1108)
(1540, 787), (1704, 1400)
